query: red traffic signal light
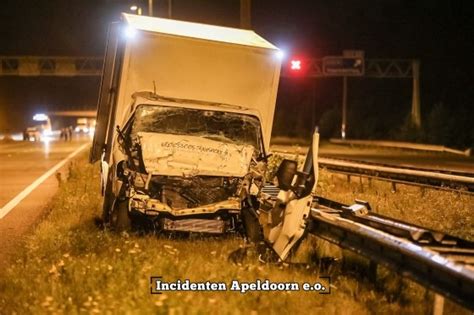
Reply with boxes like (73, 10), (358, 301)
(290, 59), (302, 71)
(284, 57), (309, 77)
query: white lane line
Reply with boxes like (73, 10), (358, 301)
(0, 143), (89, 219)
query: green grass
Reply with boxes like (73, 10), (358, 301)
(316, 169), (474, 242)
(0, 152), (472, 314)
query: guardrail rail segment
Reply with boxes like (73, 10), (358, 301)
(318, 157), (474, 194)
(272, 148), (474, 194)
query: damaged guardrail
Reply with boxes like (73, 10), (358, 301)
(310, 197), (474, 311)
(261, 185), (474, 310)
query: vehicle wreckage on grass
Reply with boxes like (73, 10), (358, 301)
(90, 13), (285, 238)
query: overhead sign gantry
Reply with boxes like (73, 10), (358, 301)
(281, 50), (421, 138)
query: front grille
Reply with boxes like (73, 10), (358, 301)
(149, 176), (240, 210)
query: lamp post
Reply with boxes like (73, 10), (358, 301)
(167, 0), (172, 18)
(240, 0), (251, 28)
(148, 0), (153, 16)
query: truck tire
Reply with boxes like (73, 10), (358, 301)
(241, 206), (264, 243)
(101, 177), (114, 224)
(110, 198), (132, 231)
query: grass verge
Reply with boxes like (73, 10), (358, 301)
(0, 152), (472, 314)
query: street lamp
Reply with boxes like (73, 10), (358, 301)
(130, 5), (142, 15)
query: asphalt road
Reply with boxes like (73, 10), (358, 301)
(271, 143), (474, 174)
(0, 137), (90, 266)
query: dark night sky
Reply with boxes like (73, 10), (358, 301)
(0, 0), (473, 133)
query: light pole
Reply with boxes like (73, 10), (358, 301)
(341, 76), (347, 139)
(144, 0), (171, 18)
(240, 0), (251, 28)
(411, 60), (421, 128)
(167, 0), (172, 18)
(148, 0), (153, 16)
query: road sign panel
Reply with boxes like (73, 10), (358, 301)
(343, 50), (365, 58)
(323, 56), (365, 76)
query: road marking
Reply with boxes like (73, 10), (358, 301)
(0, 143), (89, 219)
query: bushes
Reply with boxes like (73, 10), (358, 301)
(318, 107), (340, 139)
(315, 102), (473, 149)
(395, 103), (473, 149)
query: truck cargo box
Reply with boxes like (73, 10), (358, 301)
(91, 14), (281, 163)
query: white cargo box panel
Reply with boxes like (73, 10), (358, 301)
(116, 13), (281, 148)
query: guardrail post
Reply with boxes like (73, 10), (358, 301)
(420, 187), (426, 198)
(368, 260), (377, 282)
(391, 182), (397, 193)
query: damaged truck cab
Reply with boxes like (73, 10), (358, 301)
(90, 14), (282, 234)
(111, 93), (268, 233)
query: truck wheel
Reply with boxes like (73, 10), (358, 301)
(241, 206), (264, 243)
(110, 198), (132, 231)
(101, 177), (114, 224)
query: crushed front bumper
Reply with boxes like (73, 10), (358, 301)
(129, 192), (241, 234)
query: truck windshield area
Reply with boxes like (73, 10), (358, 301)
(131, 104), (262, 150)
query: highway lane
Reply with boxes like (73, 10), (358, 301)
(0, 137), (90, 266)
(271, 143), (474, 174)
(0, 138), (89, 207)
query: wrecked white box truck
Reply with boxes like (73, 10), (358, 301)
(90, 13), (282, 234)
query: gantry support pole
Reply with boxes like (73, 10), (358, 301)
(411, 60), (421, 128)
